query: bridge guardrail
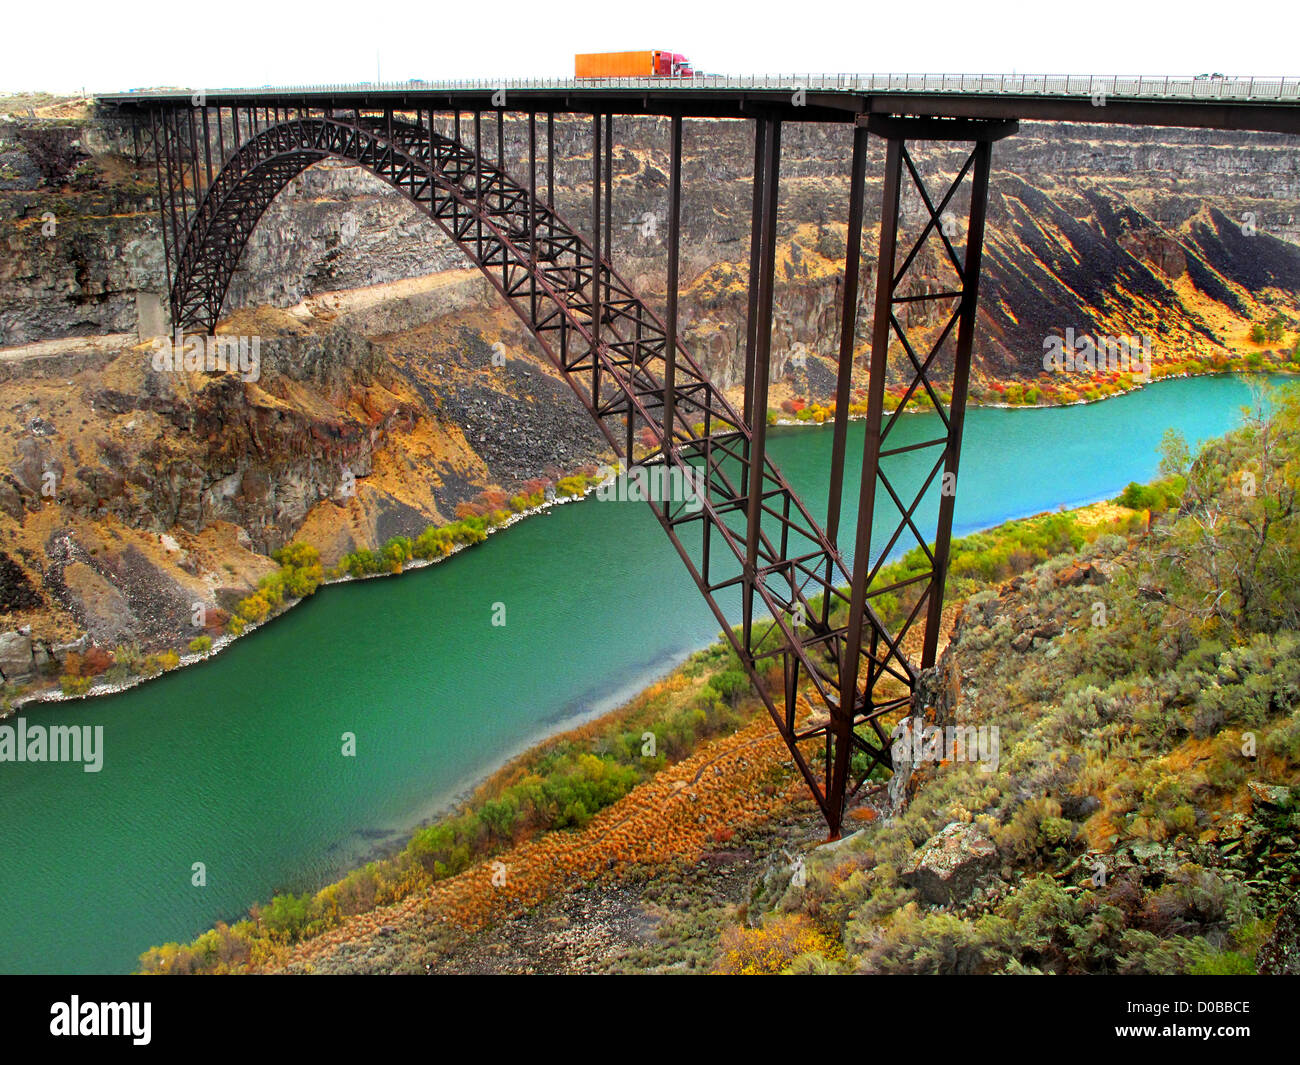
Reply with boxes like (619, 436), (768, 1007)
(104, 73), (1300, 103)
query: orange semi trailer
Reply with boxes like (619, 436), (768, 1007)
(575, 51), (697, 78)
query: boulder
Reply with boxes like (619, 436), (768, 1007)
(1248, 781), (1294, 811)
(902, 822), (999, 905)
(1057, 560), (1111, 587)
(1033, 618), (1066, 640)
(32, 639), (54, 672)
(1059, 793), (1101, 821)
(52, 634), (89, 658)
(0, 630), (34, 681)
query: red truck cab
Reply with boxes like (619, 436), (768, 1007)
(654, 51), (695, 77)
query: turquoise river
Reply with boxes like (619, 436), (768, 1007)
(0, 373), (1283, 973)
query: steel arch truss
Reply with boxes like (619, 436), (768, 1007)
(137, 102), (1012, 837)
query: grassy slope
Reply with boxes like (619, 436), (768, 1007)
(719, 388), (1300, 975)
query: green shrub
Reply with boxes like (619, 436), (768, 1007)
(1116, 475), (1184, 513)
(112, 642), (145, 673)
(59, 674), (93, 696)
(260, 892), (316, 941)
(1189, 950), (1255, 975)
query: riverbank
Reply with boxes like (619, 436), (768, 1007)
(1, 469), (608, 717)
(137, 631), (776, 972)
(137, 495), (1145, 973)
(766, 363), (1296, 426)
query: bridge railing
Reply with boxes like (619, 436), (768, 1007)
(106, 73), (1300, 103)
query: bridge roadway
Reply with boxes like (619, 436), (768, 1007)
(100, 72), (1300, 133)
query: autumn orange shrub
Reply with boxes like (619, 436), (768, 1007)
(61, 646), (114, 678)
(82, 645), (114, 675)
(713, 914), (837, 975)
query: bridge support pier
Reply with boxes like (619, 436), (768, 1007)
(822, 116), (1017, 834)
(663, 114), (683, 445)
(591, 111), (602, 387)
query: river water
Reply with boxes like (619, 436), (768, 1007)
(0, 374), (1278, 973)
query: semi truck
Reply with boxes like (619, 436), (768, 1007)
(575, 51), (697, 79)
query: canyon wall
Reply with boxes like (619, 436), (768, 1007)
(0, 105), (1297, 686)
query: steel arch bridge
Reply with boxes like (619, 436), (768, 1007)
(100, 79), (1300, 836)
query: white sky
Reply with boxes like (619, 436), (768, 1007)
(7, 0), (1294, 93)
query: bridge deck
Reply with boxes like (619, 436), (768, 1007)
(99, 74), (1300, 133)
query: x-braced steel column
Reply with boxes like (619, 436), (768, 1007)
(819, 123), (870, 822)
(590, 111), (603, 396)
(528, 111), (538, 323)
(741, 117), (768, 494)
(150, 109), (173, 297)
(604, 112), (613, 309)
(830, 116), (1015, 834)
(832, 134), (901, 830)
(921, 135), (994, 667)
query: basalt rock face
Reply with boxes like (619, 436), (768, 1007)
(512, 118), (1300, 395)
(225, 161), (473, 313)
(14, 318), (398, 544)
(6, 114), (1299, 370)
(0, 106), (1297, 684)
(0, 182), (163, 344)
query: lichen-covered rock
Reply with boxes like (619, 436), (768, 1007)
(1247, 781), (1294, 810)
(902, 822), (999, 905)
(886, 651), (959, 815)
(1257, 891), (1300, 975)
